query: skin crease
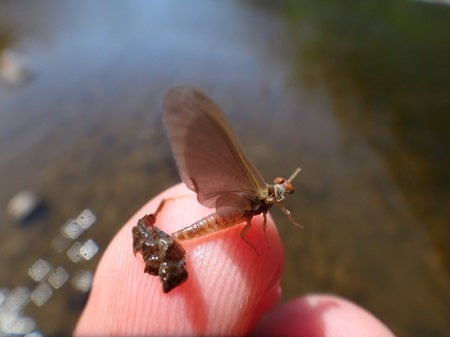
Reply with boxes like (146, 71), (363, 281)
(74, 183), (395, 337)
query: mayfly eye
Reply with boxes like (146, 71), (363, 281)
(284, 182), (295, 194)
(273, 177), (285, 184)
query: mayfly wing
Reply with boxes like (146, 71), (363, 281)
(163, 85), (268, 212)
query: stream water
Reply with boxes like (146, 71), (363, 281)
(0, 1), (448, 336)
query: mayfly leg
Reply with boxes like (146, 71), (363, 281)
(141, 195), (193, 228)
(261, 212), (271, 250)
(239, 220), (262, 256)
(280, 167), (302, 228)
(276, 203), (303, 228)
(154, 196), (189, 218)
(137, 198), (172, 228)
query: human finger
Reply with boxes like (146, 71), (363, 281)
(74, 183), (284, 336)
(253, 294), (396, 337)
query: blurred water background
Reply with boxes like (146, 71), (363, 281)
(0, 1), (448, 336)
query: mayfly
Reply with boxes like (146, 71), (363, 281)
(163, 85), (301, 253)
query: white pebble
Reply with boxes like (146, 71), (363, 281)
(6, 190), (41, 222)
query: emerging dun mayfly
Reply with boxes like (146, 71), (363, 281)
(133, 85), (301, 292)
(163, 85), (301, 253)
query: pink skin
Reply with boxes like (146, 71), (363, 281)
(74, 183), (395, 337)
(253, 295), (396, 337)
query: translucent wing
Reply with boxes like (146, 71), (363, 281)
(163, 85), (268, 212)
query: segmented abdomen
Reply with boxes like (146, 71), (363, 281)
(172, 211), (247, 241)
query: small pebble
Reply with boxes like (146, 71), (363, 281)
(7, 190), (42, 223)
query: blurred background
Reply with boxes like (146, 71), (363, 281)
(0, 0), (449, 336)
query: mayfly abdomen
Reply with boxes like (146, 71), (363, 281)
(172, 211), (248, 241)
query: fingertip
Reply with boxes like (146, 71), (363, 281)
(152, 186), (285, 335)
(75, 183), (285, 336)
(253, 294), (396, 337)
